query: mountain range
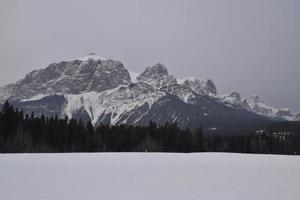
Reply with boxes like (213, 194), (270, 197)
(1, 53), (299, 130)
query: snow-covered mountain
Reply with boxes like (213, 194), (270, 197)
(241, 95), (299, 121)
(0, 54), (298, 129)
(219, 92), (299, 121)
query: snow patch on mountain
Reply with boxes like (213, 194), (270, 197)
(20, 94), (49, 102)
(129, 71), (140, 83)
(64, 84), (164, 125)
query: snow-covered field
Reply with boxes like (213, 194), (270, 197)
(0, 153), (299, 200)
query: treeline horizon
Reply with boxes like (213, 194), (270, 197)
(0, 101), (299, 155)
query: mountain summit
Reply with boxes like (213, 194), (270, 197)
(137, 63), (177, 89)
(0, 56), (130, 102)
(0, 54), (298, 130)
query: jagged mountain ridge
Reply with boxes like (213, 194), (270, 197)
(219, 93), (299, 121)
(0, 56), (130, 102)
(0, 54), (298, 130)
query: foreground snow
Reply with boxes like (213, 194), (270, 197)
(0, 153), (299, 200)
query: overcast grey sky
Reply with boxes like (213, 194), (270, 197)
(0, 0), (299, 111)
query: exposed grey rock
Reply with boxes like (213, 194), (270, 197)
(137, 63), (177, 89)
(230, 92), (241, 101)
(181, 78), (217, 96)
(0, 57), (130, 102)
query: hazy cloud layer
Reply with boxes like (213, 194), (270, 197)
(0, 0), (299, 111)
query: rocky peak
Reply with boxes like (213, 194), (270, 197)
(275, 108), (292, 118)
(203, 79), (217, 95)
(219, 92), (242, 108)
(0, 56), (131, 102)
(74, 52), (106, 62)
(180, 78), (217, 96)
(137, 63), (177, 89)
(248, 95), (261, 103)
(242, 95), (261, 110)
(229, 92), (241, 101)
(137, 63), (168, 80)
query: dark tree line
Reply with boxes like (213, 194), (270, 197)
(0, 101), (205, 153)
(205, 130), (300, 155)
(0, 101), (299, 154)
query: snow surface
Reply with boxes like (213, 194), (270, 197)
(20, 94), (48, 102)
(0, 153), (299, 200)
(129, 71), (140, 83)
